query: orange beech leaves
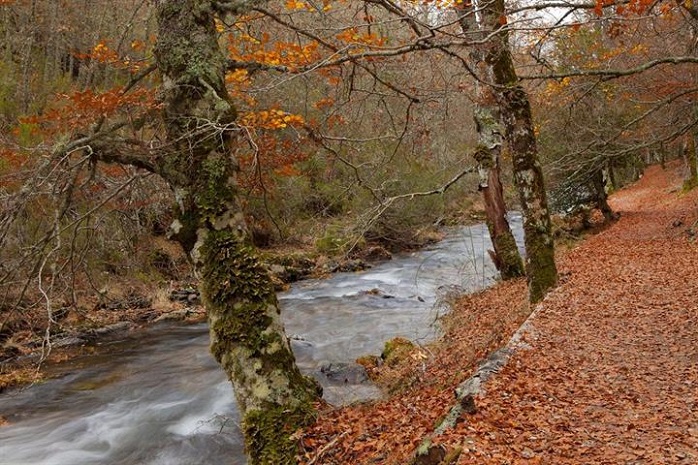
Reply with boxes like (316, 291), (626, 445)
(299, 162), (698, 464)
(226, 26), (320, 70)
(335, 28), (387, 47)
(239, 109), (305, 130)
(68, 39), (150, 72)
(18, 87), (157, 136)
(299, 280), (531, 465)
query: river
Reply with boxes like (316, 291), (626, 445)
(0, 217), (523, 465)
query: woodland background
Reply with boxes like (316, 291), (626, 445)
(2, 1), (698, 464)
(0, 0), (697, 419)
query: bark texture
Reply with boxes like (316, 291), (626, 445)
(680, 2), (698, 189)
(474, 0), (558, 302)
(459, 6), (524, 280)
(591, 169), (616, 222)
(153, 1), (319, 463)
(685, 133), (698, 188)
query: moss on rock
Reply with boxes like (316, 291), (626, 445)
(381, 337), (415, 367)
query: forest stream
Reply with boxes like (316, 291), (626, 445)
(0, 217), (523, 465)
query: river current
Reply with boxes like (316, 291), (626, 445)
(0, 217), (523, 464)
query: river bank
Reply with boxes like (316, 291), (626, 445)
(0, 229), (424, 392)
(298, 162), (698, 464)
(0, 176), (619, 463)
(1, 214), (526, 464)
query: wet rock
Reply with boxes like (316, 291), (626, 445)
(98, 292), (152, 311)
(360, 288), (395, 299)
(317, 362), (369, 385)
(154, 309), (191, 323)
(169, 288), (200, 305)
(436, 284), (466, 301)
(266, 256), (315, 284)
(52, 337), (87, 348)
(314, 255), (372, 275)
(353, 245), (392, 262)
(84, 322), (131, 340)
(328, 259), (370, 273)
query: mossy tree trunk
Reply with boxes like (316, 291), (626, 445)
(680, 2), (698, 189)
(473, 0), (558, 302)
(152, 1), (320, 463)
(458, 6), (524, 280)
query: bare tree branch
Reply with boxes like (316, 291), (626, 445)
(521, 56), (698, 80)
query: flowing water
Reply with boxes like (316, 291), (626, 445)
(0, 217), (523, 465)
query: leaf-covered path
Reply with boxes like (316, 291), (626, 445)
(300, 163), (698, 464)
(442, 165), (698, 464)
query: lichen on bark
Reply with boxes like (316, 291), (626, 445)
(469, 0), (557, 301)
(201, 230), (319, 444)
(152, 2), (320, 463)
(459, 4), (524, 280)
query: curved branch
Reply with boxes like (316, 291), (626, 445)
(520, 56), (698, 80)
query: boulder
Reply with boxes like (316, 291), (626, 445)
(316, 362), (370, 385)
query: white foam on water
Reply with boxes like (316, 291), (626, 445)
(167, 381), (235, 436)
(0, 220), (524, 465)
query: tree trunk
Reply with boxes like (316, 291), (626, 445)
(475, 0), (558, 302)
(591, 169), (616, 222)
(153, 2), (320, 463)
(686, 132), (698, 188)
(474, 144), (525, 279)
(607, 162), (618, 191)
(459, 7), (525, 280)
(685, 7), (698, 188)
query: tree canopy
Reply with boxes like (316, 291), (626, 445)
(2, 0), (698, 462)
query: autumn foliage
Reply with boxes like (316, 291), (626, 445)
(299, 163), (698, 464)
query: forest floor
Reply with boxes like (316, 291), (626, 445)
(299, 162), (698, 464)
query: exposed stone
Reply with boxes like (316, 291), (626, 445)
(169, 288), (200, 305)
(289, 337), (314, 360)
(353, 245), (392, 262)
(154, 309), (191, 322)
(327, 259), (370, 273)
(360, 288), (395, 299)
(317, 362), (370, 385)
(84, 322), (131, 340)
(98, 292), (152, 311)
(52, 336), (87, 348)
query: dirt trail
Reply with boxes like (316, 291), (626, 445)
(301, 163), (698, 464)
